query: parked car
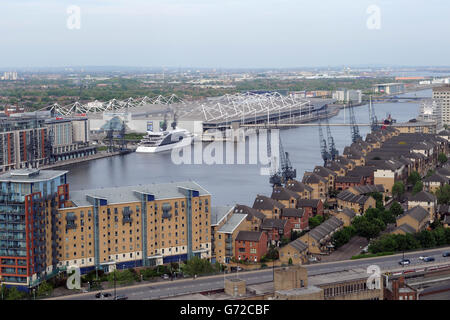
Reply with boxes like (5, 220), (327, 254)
(114, 295), (128, 300)
(423, 257), (435, 262)
(443, 252), (450, 257)
(162, 274), (170, 280)
(399, 259), (411, 266)
(95, 292), (102, 299)
(419, 256), (425, 260)
(102, 292), (112, 297)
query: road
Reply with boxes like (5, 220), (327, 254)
(50, 246), (450, 300)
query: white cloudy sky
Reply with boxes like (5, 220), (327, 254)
(0, 0), (448, 68)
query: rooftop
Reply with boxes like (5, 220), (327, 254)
(218, 213), (248, 234)
(211, 205), (234, 226)
(0, 169), (68, 183)
(67, 181), (210, 207)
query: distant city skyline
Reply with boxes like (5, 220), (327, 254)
(1, 0), (450, 68)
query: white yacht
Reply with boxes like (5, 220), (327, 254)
(135, 127), (193, 153)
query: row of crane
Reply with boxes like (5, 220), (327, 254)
(268, 96), (381, 187)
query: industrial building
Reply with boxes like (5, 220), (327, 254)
(372, 83), (405, 95)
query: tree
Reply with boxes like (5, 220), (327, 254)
(392, 182), (405, 200)
(288, 258), (293, 265)
(390, 201), (404, 217)
(407, 171), (421, 186)
(412, 181), (423, 195)
(5, 287), (26, 300)
(438, 153), (448, 165)
(181, 257), (216, 276)
(331, 226), (356, 248)
(309, 215), (324, 229)
(435, 184), (450, 204)
(37, 281), (53, 297)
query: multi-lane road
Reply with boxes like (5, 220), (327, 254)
(50, 246), (450, 300)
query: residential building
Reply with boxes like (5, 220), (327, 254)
(252, 195), (285, 219)
(297, 199), (324, 217)
(261, 218), (291, 244)
(336, 190), (376, 214)
(234, 231), (268, 263)
(407, 191), (437, 222)
(373, 83), (405, 95)
(335, 208), (357, 227)
(58, 181), (212, 272)
(433, 85), (450, 125)
(393, 206), (430, 235)
(0, 169), (68, 289)
(281, 208), (308, 231)
(278, 239), (308, 265)
(299, 217), (344, 254)
(285, 179), (313, 199)
(302, 173), (328, 201)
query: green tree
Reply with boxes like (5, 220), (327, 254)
(412, 181), (423, 195)
(37, 281), (53, 297)
(288, 257), (293, 265)
(438, 153), (448, 164)
(436, 184), (450, 204)
(392, 182), (405, 200)
(5, 287), (26, 300)
(390, 201), (404, 217)
(415, 230), (437, 248)
(181, 257), (216, 276)
(331, 226), (356, 248)
(407, 171), (421, 186)
(309, 215), (324, 228)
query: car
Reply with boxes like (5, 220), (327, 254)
(114, 295), (128, 300)
(399, 259), (411, 266)
(443, 252), (450, 257)
(103, 292), (112, 297)
(423, 257), (435, 262)
(95, 292), (102, 299)
(419, 256), (426, 260)
(162, 274), (170, 280)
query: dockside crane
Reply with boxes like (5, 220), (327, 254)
(348, 101), (362, 143)
(268, 132), (296, 187)
(368, 96), (380, 131)
(268, 130), (283, 187)
(324, 108), (339, 160)
(318, 117), (331, 165)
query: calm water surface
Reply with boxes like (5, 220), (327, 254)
(63, 90), (432, 206)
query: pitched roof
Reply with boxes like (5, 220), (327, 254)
(395, 224), (417, 234)
(252, 195), (285, 211)
(261, 218), (287, 231)
(211, 206), (234, 226)
(235, 231), (265, 242)
(350, 184), (385, 195)
(336, 176), (363, 184)
(437, 204), (450, 214)
(287, 238), (308, 253)
(302, 172), (327, 185)
(422, 172), (448, 184)
(218, 213), (248, 234)
(313, 166), (337, 178)
(398, 206), (429, 224)
(281, 207), (304, 218)
(347, 166), (376, 177)
(341, 208), (357, 219)
(285, 180), (313, 193)
(408, 191), (436, 203)
(297, 199), (321, 208)
(308, 216), (344, 242)
(234, 204), (266, 221)
(336, 190), (371, 205)
(271, 187), (301, 201)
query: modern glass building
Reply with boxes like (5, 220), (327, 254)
(0, 169), (68, 290)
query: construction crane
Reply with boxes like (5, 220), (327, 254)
(318, 117), (331, 164)
(348, 101), (362, 143)
(368, 96), (380, 131)
(324, 108), (339, 160)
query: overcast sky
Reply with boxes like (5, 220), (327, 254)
(1, 0), (449, 68)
